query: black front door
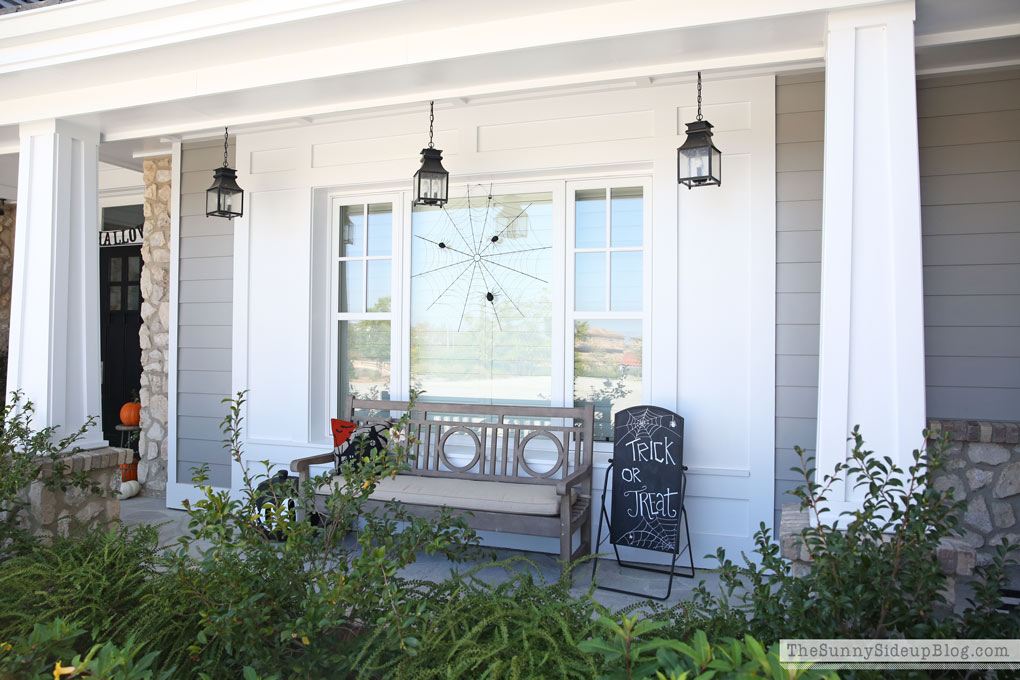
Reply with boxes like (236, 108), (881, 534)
(100, 245), (143, 446)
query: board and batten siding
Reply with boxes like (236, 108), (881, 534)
(774, 72), (824, 528)
(176, 140), (235, 487)
(918, 70), (1020, 421)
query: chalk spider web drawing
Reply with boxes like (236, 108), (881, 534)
(620, 407), (678, 442)
(412, 185), (551, 331)
(623, 514), (679, 552)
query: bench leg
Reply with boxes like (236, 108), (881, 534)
(559, 497), (572, 569)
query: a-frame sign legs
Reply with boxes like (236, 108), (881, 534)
(591, 461), (695, 601)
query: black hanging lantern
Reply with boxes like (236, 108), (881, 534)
(412, 101), (449, 207)
(678, 72), (722, 189)
(206, 127), (244, 218)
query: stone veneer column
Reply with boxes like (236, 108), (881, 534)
(138, 157), (172, 495)
(0, 201), (15, 352)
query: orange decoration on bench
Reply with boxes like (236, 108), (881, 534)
(331, 419), (357, 448)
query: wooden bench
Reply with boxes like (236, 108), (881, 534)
(291, 398), (595, 565)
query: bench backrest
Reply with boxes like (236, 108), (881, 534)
(347, 398), (595, 485)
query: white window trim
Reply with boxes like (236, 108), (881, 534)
(327, 192), (403, 432)
(565, 177), (652, 455)
(327, 176), (650, 456)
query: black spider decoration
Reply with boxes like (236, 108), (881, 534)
(413, 184), (550, 331)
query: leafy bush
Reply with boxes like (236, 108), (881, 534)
(0, 523), (161, 650)
(145, 391), (481, 679)
(693, 427), (1020, 645)
(0, 619), (171, 680)
(579, 616), (837, 680)
(351, 557), (605, 679)
(0, 392), (102, 557)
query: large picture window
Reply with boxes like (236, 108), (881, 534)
(331, 180), (647, 441)
(410, 191), (553, 405)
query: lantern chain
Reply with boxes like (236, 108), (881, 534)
(223, 127), (229, 168)
(696, 72), (703, 122)
(428, 100), (435, 149)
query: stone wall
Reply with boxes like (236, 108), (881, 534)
(17, 447), (133, 539)
(780, 503), (977, 609)
(0, 200), (15, 405)
(138, 157), (172, 495)
(779, 419), (1020, 608)
(929, 419), (1020, 570)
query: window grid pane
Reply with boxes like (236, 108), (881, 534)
(573, 319), (643, 442)
(339, 320), (391, 407)
(610, 187), (643, 247)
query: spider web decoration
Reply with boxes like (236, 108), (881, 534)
(620, 513), (679, 552)
(620, 407), (678, 442)
(411, 186), (552, 332)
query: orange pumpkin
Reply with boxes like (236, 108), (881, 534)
(120, 462), (138, 482)
(120, 402), (141, 426)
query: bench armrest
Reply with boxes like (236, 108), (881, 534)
(556, 467), (592, 496)
(290, 452), (334, 484)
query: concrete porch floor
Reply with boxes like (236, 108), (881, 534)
(120, 495), (724, 612)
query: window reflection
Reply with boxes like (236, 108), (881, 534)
(573, 319), (643, 441)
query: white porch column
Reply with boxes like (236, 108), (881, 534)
(8, 119), (106, 449)
(815, 1), (925, 505)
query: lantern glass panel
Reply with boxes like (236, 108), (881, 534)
(683, 146), (709, 182)
(207, 186), (242, 217)
(711, 146), (722, 182)
(420, 172), (446, 203)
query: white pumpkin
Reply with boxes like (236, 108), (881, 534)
(118, 480), (141, 499)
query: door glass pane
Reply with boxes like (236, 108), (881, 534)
(610, 251), (642, 311)
(339, 320), (391, 406)
(366, 260), (391, 312)
(366, 203), (392, 257)
(127, 256), (142, 282)
(339, 204), (365, 257)
(610, 187), (643, 247)
(109, 258), (122, 282)
(574, 189), (606, 248)
(109, 287), (122, 311)
(339, 261), (363, 313)
(126, 285), (141, 311)
(574, 252), (605, 311)
(573, 319), (643, 441)
(411, 192), (553, 405)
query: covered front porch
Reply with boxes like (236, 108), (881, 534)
(2, 0), (1019, 568)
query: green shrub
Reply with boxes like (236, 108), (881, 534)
(147, 391), (480, 679)
(0, 618), (171, 680)
(351, 557), (605, 679)
(579, 616), (838, 680)
(0, 523), (161, 652)
(693, 427), (1020, 646)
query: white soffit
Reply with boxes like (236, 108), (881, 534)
(0, 0), (856, 147)
(0, 0), (1017, 156)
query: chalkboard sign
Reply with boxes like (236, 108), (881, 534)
(610, 405), (685, 554)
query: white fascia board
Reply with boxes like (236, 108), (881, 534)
(0, 0), (407, 72)
(0, 6), (827, 129)
(915, 21), (1020, 47)
(0, 0), (882, 75)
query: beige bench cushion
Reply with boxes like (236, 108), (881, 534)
(321, 475), (571, 516)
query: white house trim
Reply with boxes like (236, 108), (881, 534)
(8, 118), (105, 449)
(816, 1), (927, 511)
